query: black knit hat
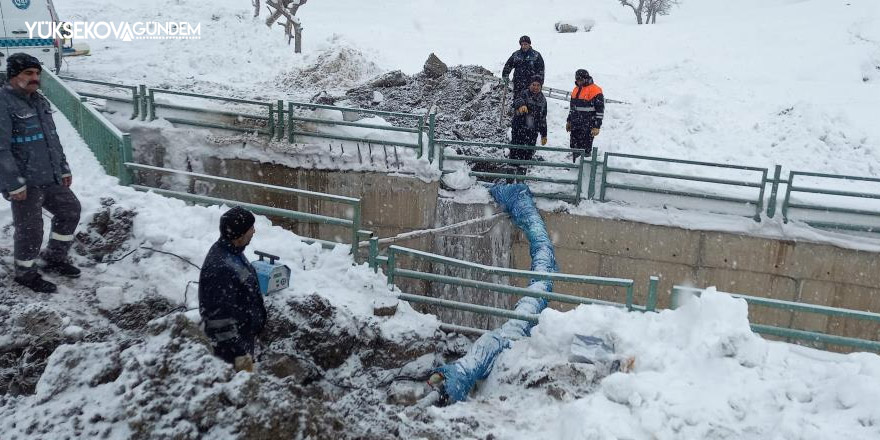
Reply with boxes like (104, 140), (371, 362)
(6, 53), (42, 79)
(530, 75), (544, 85)
(576, 69), (590, 81)
(519, 35), (531, 44)
(220, 206), (256, 240)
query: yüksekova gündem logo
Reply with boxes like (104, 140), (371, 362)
(26, 21), (201, 41)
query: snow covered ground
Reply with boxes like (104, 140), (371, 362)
(0, 105), (878, 438)
(2, 0), (877, 438)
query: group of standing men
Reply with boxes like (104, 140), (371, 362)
(501, 35), (605, 163)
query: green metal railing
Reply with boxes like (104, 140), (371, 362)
(671, 286), (880, 352)
(40, 71), (133, 185)
(380, 245), (658, 324)
(125, 163), (365, 251)
(781, 171), (880, 233)
(438, 139), (590, 202)
(59, 76), (141, 120)
(286, 101), (430, 159)
(600, 152), (769, 221)
(147, 89), (274, 136)
(53, 76), (880, 234)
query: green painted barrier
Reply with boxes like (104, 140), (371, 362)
(147, 88), (274, 136)
(600, 152), (769, 221)
(671, 286), (880, 352)
(437, 139), (589, 203)
(781, 171), (880, 233)
(40, 71), (133, 185)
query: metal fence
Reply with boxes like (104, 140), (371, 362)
(600, 152), (769, 221)
(671, 286), (880, 352)
(147, 88), (275, 136)
(438, 139), (591, 202)
(54, 76), (880, 234)
(40, 71), (133, 185)
(369, 244), (660, 326)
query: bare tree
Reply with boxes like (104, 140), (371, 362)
(618, 0), (679, 25)
(254, 0), (309, 53)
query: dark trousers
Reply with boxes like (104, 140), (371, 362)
(212, 336), (256, 364)
(510, 123), (538, 162)
(10, 185), (81, 273)
(570, 126), (595, 162)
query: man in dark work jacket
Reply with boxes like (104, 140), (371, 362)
(199, 206), (267, 372)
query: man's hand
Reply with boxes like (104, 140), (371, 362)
(591, 128), (600, 137)
(62, 176), (72, 187)
(541, 137), (548, 146)
(566, 122), (572, 132)
(517, 105), (529, 114)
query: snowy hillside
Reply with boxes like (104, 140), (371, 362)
(57, 0), (880, 179)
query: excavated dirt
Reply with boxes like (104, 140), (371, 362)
(343, 64), (511, 147)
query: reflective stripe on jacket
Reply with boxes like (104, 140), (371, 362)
(567, 83), (605, 129)
(0, 85), (70, 192)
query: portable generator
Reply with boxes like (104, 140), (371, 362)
(251, 251), (291, 295)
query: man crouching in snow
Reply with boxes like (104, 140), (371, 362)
(199, 207), (267, 372)
(0, 53), (82, 293)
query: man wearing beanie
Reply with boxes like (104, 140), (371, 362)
(199, 206), (267, 372)
(502, 35), (545, 97)
(1, 53), (81, 293)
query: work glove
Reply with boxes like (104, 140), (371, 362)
(565, 122), (572, 132)
(591, 127), (601, 137)
(517, 105), (529, 114)
(541, 137), (548, 146)
(234, 354), (254, 373)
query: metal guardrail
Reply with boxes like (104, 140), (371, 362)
(671, 286), (880, 352)
(147, 88), (275, 136)
(781, 171), (880, 233)
(55, 76), (880, 234)
(379, 245), (660, 324)
(286, 101), (434, 160)
(601, 152), (769, 221)
(40, 71), (133, 185)
(59, 76), (142, 120)
(438, 139), (592, 202)
(125, 163), (366, 251)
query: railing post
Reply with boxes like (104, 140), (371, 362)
(587, 148), (599, 200)
(625, 283), (634, 311)
(276, 99), (284, 140)
(599, 151), (610, 202)
(369, 236), (379, 272)
(781, 171), (794, 223)
(417, 116), (425, 159)
(386, 249), (396, 286)
(438, 140), (445, 172)
(118, 134), (134, 186)
(287, 102), (295, 143)
(427, 113), (436, 163)
(351, 203), (362, 258)
(129, 86), (139, 120)
(138, 85), (147, 121)
(646, 276), (660, 312)
(767, 165), (782, 219)
(754, 168), (768, 222)
(574, 151), (585, 203)
(148, 89), (156, 120)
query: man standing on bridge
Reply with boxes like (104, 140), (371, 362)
(502, 35), (546, 97)
(510, 76), (548, 166)
(0, 53), (82, 293)
(566, 69), (605, 162)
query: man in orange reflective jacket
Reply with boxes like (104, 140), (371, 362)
(566, 69), (604, 162)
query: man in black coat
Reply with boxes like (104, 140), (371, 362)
(199, 207), (267, 371)
(510, 76), (548, 163)
(502, 35), (546, 97)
